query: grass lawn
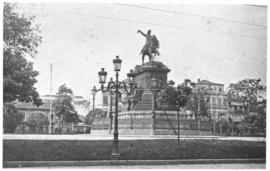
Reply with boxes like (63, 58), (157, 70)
(3, 139), (265, 161)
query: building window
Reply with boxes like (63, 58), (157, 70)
(218, 98), (221, 106)
(219, 87), (222, 93)
(212, 98), (216, 105)
(223, 99), (227, 106)
(240, 106), (243, 111)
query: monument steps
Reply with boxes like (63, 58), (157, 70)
(134, 92), (154, 111)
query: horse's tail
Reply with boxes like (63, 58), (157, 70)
(152, 35), (160, 49)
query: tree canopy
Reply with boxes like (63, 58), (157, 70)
(158, 79), (194, 110)
(228, 78), (266, 101)
(228, 78), (266, 111)
(3, 103), (24, 133)
(26, 112), (49, 128)
(85, 108), (106, 125)
(53, 84), (79, 124)
(3, 3), (42, 106)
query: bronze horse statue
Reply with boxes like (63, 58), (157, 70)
(137, 29), (160, 64)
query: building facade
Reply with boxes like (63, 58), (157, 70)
(14, 95), (90, 134)
(196, 79), (228, 121)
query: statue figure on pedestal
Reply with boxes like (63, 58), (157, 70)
(137, 29), (160, 64)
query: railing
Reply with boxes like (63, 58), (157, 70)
(162, 110), (178, 135)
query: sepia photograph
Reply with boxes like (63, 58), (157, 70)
(2, 0), (267, 169)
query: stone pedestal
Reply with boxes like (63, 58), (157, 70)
(132, 61), (170, 111)
(134, 61), (170, 91)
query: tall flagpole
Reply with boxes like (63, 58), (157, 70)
(49, 63), (52, 134)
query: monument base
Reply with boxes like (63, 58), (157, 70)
(91, 110), (212, 136)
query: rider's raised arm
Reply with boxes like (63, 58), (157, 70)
(137, 29), (146, 37)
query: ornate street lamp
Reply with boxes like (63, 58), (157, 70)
(97, 55), (135, 159)
(176, 101), (180, 144)
(91, 86), (100, 130)
(127, 70), (135, 85)
(98, 68), (107, 84)
(113, 55), (122, 72)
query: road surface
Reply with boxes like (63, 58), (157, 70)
(32, 163), (266, 169)
(3, 134), (265, 142)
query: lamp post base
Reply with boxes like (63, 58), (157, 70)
(112, 133), (120, 160)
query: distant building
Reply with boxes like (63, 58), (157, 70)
(13, 100), (55, 133)
(13, 95), (90, 134)
(72, 96), (91, 116)
(196, 79), (228, 121)
(227, 97), (247, 127)
(42, 95), (90, 116)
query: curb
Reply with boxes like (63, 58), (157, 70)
(3, 158), (266, 168)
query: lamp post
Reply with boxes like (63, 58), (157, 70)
(197, 89), (201, 135)
(98, 56), (135, 159)
(151, 78), (158, 131)
(108, 92), (113, 134)
(176, 102), (180, 144)
(91, 86), (99, 130)
(92, 85), (114, 134)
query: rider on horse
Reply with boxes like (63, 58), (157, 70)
(137, 29), (160, 64)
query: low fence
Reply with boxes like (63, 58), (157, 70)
(91, 110), (212, 135)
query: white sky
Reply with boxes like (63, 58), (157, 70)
(16, 3), (267, 101)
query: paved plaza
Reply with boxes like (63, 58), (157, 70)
(46, 163), (266, 169)
(3, 134), (265, 142)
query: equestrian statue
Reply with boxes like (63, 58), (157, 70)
(137, 29), (160, 64)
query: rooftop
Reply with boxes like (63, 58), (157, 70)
(197, 79), (224, 86)
(13, 100), (54, 110)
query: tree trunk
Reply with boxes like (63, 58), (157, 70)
(72, 122), (74, 134)
(62, 115), (64, 134)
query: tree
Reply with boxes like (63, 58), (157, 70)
(158, 79), (194, 110)
(25, 112), (49, 132)
(3, 103), (24, 133)
(228, 78), (266, 134)
(186, 86), (210, 119)
(3, 3), (42, 106)
(243, 99), (266, 133)
(53, 84), (79, 133)
(228, 78), (266, 112)
(85, 108), (106, 125)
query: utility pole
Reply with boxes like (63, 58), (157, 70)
(177, 105), (180, 144)
(197, 90), (201, 135)
(49, 63), (52, 134)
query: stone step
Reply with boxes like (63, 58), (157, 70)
(134, 105), (153, 110)
(136, 102), (152, 105)
(138, 99), (152, 102)
(139, 101), (152, 104)
(133, 92), (154, 111)
(134, 107), (152, 111)
(136, 101), (151, 103)
(136, 102), (153, 106)
(141, 93), (153, 100)
(141, 98), (152, 102)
